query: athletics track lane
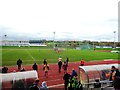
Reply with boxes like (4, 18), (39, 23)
(5, 60), (119, 89)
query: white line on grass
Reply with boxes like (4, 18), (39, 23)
(25, 49), (36, 62)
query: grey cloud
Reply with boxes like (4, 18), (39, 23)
(0, 26), (117, 41)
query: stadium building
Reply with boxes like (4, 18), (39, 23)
(0, 40), (47, 46)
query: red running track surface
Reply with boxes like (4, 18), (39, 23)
(2, 60), (119, 89)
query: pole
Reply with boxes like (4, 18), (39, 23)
(53, 32), (55, 48)
(4, 34), (7, 46)
(113, 31), (116, 49)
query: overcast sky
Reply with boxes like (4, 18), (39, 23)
(0, 0), (119, 41)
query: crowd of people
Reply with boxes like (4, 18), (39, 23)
(29, 79), (48, 90)
(1, 57), (84, 74)
(11, 78), (48, 90)
(0, 57), (85, 90)
(1, 57), (85, 90)
(63, 70), (83, 90)
(2, 57), (120, 90)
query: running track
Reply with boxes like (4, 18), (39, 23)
(2, 60), (119, 89)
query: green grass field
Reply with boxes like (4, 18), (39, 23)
(1, 46), (119, 66)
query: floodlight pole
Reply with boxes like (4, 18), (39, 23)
(93, 41), (95, 50)
(113, 31), (116, 49)
(4, 34), (7, 46)
(53, 32), (55, 48)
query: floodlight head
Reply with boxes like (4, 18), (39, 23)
(113, 31), (116, 33)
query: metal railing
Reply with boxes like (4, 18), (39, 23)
(82, 80), (113, 90)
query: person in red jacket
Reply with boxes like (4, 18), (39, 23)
(80, 59), (85, 66)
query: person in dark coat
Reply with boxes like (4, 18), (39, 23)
(32, 62), (38, 71)
(43, 59), (47, 65)
(17, 59), (22, 71)
(58, 60), (62, 73)
(63, 71), (70, 90)
(113, 69), (120, 90)
(29, 79), (40, 90)
(109, 66), (116, 81)
(66, 57), (69, 66)
(114, 69), (120, 77)
(2, 66), (8, 73)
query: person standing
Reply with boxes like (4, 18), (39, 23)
(66, 57), (69, 66)
(68, 75), (73, 90)
(109, 66), (116, 81)
(43, 59), (47, 65)
(32, 62), (38, 71)
(43, 63), (49, 78)
(68, 76), (78, 90)
(106, 66), (117, 87)
(58, 59), (62, 73)
(80, 59), (85, 66)
(63, 61), (68, 72)
(63, 71), (70, 90)
(76, 81), (83, 90)
(113, 69), (120, 90)
(17, 59), (22, 71)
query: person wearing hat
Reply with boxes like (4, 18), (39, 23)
(40, 81), (48, 90)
